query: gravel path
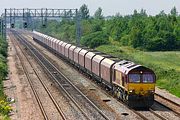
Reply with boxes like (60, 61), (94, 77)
(4, 36), (43, 120)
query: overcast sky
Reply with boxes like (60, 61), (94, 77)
(0, 0), (179, 16)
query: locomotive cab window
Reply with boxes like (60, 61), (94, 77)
(143, 74), (154, 83)
(128, 74), (140, 83)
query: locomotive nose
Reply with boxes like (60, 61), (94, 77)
(139, 87), (146, 95)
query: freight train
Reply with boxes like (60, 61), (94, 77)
(32, 31), (156, 108)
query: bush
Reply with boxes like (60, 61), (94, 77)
(0, 100), (12, 115)
(0, 55), (7, 80)
(120, 35), (130, 46)
(0, 39), (8, 58)
(146, 37), (165, 51)
(0, 36), (10, 118)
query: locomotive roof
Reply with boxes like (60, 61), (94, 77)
(113, 60), (151, 74)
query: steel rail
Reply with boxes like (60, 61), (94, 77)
(17, 31), (111, 120)
(155, 93), (180, 116)
(11, 32), (67, 120)
(9, 33), (49, 120)
(149, 108), (167, 120)
(16, 30), (111, 120)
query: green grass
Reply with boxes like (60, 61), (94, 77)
(0, 36), (11, 120)
(96, 45), (180, 97)
(0, 115), (10, 120)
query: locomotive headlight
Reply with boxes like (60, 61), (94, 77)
(129, 90), (133, 93)
(148, 90), (154, 93)
(129, 90), (135, 93)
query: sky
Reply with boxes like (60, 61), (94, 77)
(0, 0), (180, 16)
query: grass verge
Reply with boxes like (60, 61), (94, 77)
(0, 36), (11, 119)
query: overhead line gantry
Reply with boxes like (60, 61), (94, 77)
(0, 8), (81, 45)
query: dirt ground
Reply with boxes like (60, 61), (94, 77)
(3, 36), (43, 120)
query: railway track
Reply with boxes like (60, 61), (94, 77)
(117, 98), (167, 120)
(9, 32), (67, 120)
(13, 30), (180, 120)
(155, 93), (180, 116)
(150, 100), (180, 120)
(12, 30), (111, 120)
(132, 104), (179, 120)
(25, 31), (180, 120)
(24, 31), (150, 120)
(149, 108), (168, 120)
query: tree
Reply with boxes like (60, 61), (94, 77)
(36, 7), (179, 51)
(81, 31), (109, 48)
(94, 7), (103, 19)
(164, 32), (176, 50)
(133, 10), (138, 16)
(146, 37), (165, 51)
(79, 4), (90, 19)
(130, 28), (143, 48)
(159, 10), (166, 16)
(170, 7), (178, 16)
(140, 9), (147, 17)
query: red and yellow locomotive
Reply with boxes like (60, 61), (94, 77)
(112, 61), (155, 107)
